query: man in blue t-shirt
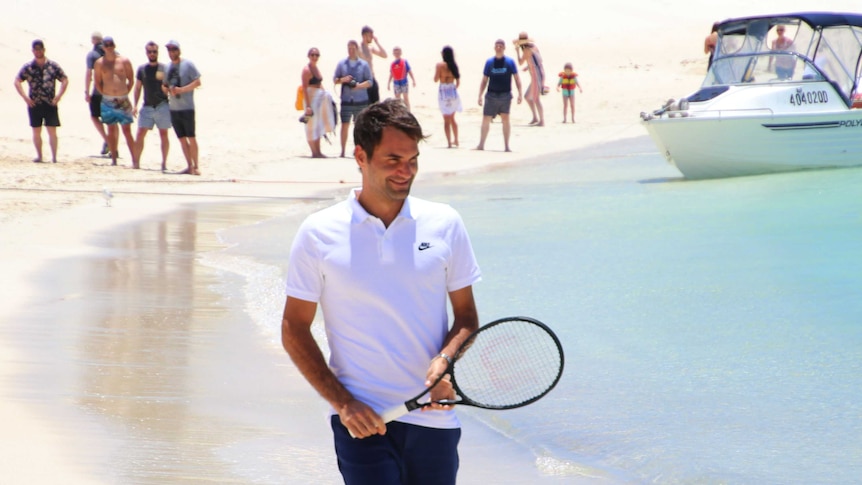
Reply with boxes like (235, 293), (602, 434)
(476, 39), (522, 152)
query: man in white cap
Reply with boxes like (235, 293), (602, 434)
(162, 39), (202, 175)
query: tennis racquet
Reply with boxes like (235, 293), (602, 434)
(380, 316), (565, 424)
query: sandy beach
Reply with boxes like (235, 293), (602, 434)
(2, 0), (858, 482)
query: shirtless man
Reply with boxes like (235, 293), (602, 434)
(358, 25), (387, 104)
(94, 36), (138, 167)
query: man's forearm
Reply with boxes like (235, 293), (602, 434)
(282, 321), (355, 411)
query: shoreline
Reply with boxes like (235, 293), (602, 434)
(4, 0), (859, 480)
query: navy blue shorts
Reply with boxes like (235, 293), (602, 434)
(331, 415), (460, 485)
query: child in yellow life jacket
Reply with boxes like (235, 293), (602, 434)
(557, 63), (583, 123)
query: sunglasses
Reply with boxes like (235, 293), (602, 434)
(167, 47), (179, 52)
(104, 43), (115, 48)
(309, 53), (320, 57)
(146, 50), (158, 54)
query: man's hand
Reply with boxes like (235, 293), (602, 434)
(423, 356), (455, 411)
(338, 399), (386, 439)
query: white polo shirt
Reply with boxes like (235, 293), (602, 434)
(285, 189), (481, 428)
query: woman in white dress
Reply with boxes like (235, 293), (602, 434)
(434, 46), (462, 148)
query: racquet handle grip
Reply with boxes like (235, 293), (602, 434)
(380, 403), (410, 424)
(348, 403), (410, 439)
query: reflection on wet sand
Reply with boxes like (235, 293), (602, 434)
(9, 202), (313, 483)
(4, 199), (354, 483)
(79, 206), (246, 481)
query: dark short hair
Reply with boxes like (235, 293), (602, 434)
(354, 99), (426, 159)
(146, 41), (158, 49)
(32, 39), (45, 49)
(361, 25), (373, 35)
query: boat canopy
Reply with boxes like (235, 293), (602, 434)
(706, 12), (862, 104)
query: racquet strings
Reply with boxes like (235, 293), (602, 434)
(453, 318), (563, 408)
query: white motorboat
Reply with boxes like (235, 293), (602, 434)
(641, 12), (862, 179)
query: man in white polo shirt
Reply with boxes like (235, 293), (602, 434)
(281, 99), (481, 484)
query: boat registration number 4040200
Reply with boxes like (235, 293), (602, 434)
(789, 90), (829, 106)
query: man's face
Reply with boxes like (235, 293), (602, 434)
(32, 45), (45, 59)
(356, 127), (419, 203)
(167, 46), (180, 61)
(103, 39), (116, 54)
(146, 45), (159, 62)
(347, 42), (358, 59)
(362, 30), (373, 43)
(494, 42), (505, 56)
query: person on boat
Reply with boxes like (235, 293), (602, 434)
(704, 22), (718, 70)
(768, 25), (795, 79)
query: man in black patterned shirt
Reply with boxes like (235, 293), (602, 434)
(14, 39), (69, 163)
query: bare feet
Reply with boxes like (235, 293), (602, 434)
(32, 157), (43, 163)
(528, 119), (539, 125)
(474, 145), (484, 151)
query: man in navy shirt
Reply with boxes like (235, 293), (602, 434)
(476, 39), (522, 152)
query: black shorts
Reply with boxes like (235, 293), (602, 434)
(89, 92), (103, 118)
(368, 78), (380, 104)
(28, 103), (60, 128)
(170, 110), (196, 138)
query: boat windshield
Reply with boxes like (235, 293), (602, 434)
(706, 16), (862, 101)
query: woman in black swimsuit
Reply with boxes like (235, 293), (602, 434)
(302, 48), (326, 157)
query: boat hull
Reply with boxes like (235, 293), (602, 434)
(642, 111), (862, 179)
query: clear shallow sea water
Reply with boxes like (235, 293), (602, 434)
(209, 136), (862, 484)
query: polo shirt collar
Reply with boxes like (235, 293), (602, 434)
(348, 188), (415, 224)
